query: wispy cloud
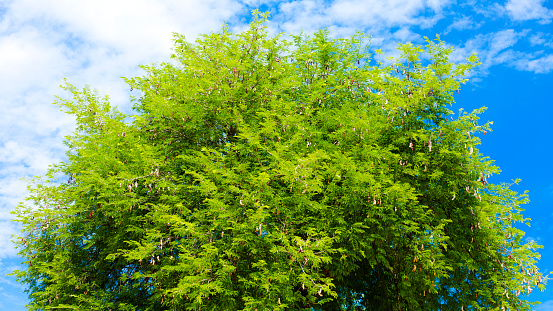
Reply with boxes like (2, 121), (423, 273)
(505, 0), (553, 24)
(326, 0), (449, 29)
(470, 0), (553, 25)
(515, 53), (553, 74)
(268, 0), (452, 36)
(529, 32), (553, 48)
(450, 29), (528, 76)
(472, 3), (507, 20)
(444, 15), (483, 34)
(447, 28), (553, 75)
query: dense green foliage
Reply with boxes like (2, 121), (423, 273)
(12, 13), (546, 310)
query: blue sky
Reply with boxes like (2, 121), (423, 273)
(0, 0), (552, 309)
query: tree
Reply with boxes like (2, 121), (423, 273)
(12, 12), (546, 310)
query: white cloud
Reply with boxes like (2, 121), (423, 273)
(530, 33), (547, 45)
(327, 0), (447, 29)
(393, 27), (421, 43)
(505, 0), (553, 24)
(239, 0), (280, 6)
(0, 221), (20, 258)
(488, 29), (525, 55)
(529, 32), (553, 48)
(515, 53), (553, 73)
(2, 0), (245, 112)
(272, 0), (332, 35)
(472, 3), (507, 19)
(426, 0), (452, 12)
(0, 27), (72, 98)
(269, 0), (451, 37)
(446, 26), (553, 77)
(450, 29), (531, 76)
(444, 15), (483, 34)
(0, 0), (246, 263)
(8, 0), (243, 48)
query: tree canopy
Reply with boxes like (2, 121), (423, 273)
(12, 12), (546, 311)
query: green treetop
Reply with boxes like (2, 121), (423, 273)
(12, 12), (546, 311)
